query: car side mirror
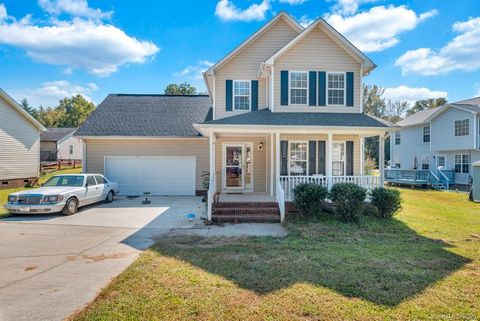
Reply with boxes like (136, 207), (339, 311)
(85, 183), (89, 187)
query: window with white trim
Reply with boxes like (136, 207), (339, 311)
(327, 72), (345, 105)
(69, 145), (73, 155)
(332, 142), (345, 176)
(395, 132), (401, 145)
(454, 119), (469, 136)
(421, 156), (429, 170)
(290, 72), (308, 105)
(233, 81), (250, 111)
(455, 154), (469, 173)
(423, 125), (430, 142)
(436, 155), (446, 168)
(289, 142), (307, 176)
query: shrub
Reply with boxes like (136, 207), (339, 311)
(292, 183), (328, 218)
(362, 203), (380, 217)
(370, 187), (402, 219)
(329, 182), (367, 222)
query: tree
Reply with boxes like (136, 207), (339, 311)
(385, 100), (410, 123)
(20, 98), (38, 119)
(36, 95), (95, 127)
(406, 97), (447, 116)
(363, 85), (386, 118)
(164, 82), (197, 95)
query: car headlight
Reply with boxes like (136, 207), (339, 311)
(42, 195), (64, 203)
(7, 195), (17, 203)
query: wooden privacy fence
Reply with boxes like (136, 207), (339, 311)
(41, 159), (82, 172)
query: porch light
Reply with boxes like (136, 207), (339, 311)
(258, 142), (264, 150)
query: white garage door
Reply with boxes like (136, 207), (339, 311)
(105, 156), (196, 196)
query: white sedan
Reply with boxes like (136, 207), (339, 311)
(4, 174), (119, 215)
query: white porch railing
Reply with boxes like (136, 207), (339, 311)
(276, 180), (286, 222)
(280, 175), (380, 200)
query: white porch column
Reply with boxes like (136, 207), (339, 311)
(207, 133), (216, 221)
(379, 134), (385, 187)
(327, 133), (333, 189)
(275, 133), (281, 195)
(270, 134), (274, 196)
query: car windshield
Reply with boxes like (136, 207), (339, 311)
(43, 175), (84, 187)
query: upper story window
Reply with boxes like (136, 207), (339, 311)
(327, 72), (345, 106)
(423, 125), (430, 142)
(290, 72), (308, 105)
(395, 132), (401, 145)
(454, 119), (469, 136)
(233, 80), (250, 111)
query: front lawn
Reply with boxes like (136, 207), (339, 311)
(71, 189), (480, 321)
(0, 168), (82, 217)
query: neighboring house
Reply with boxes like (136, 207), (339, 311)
(390, 96), (480, 186)
(40, 128), (83, 161)
(0, 89), (45, 188)
(76, 12), (393, 221)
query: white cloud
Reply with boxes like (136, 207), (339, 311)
(325, 6), (437, 52)
(279, 0), (306, 5)
(395, 17), (480, 75)
(175, 60), (214, 81)
(38, 0), (112, 20)
(383, 85), (447, 105)
(215, 0), (270, 22)
(0, 3), (159, 76)
(0, 3), (7, 22)
(298, 15), (314, 28)
(12, 80), (99, 107)
(332, 0), (377, 15)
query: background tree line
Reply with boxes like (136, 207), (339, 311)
(362, 84), (447, 170)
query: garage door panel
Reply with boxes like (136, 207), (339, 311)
(105, 156), (196, 196)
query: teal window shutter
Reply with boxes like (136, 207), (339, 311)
(308, 141), (317, 175)
(346, 141), (354, 175)
(281, 70), (288, 106)
(346, 72), (354, 107)
(280, 140), (288, 175)
(318, 71), (326, 106)
(318, 141), (326, 175)
(251, 80), (258, 111)
(308, 71), (317, 106)
(226, 80), (233, 111)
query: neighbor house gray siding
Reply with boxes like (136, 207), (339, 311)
(390, 125), (432, 169)
(430, 107), (476, 151)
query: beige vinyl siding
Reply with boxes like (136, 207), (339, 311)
(58, 136), (83, 160)
(274, 25), (362, 113)
(215, 18), (298, 120)
(40, 141), (56, 151)
(84, 138), (209, 191)
(215, 136), (268, 193)
(0, 96), (40, 180)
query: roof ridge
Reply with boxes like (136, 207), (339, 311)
(114, 94), (209, 97)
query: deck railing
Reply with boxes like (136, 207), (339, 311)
(385, 169), (453, 190)
(279, 175), (380, 200)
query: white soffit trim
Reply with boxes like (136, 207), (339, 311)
(264, 17), (376, 75)
(0, 88), (46, 131)
(205, 11), (303, 76)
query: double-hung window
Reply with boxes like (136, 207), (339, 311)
(455, 154), (469, 173)
(454, 119), (469, 136)
(395, 132), (401, 145)
(423, 125), (430, 142)
(421, 156), (429, 170)
(290, 72), (308, 105)
(289, 142), (307, 175)
(233, 81), (250, 111)
(327, 72), (345, 105)
(332, 142), (345, 176)
(69, 145), (74, 155)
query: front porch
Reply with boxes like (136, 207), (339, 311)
(205, 130), (387, 223)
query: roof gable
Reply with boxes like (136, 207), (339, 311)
(0, 88), (45, 131)
(205, 12), (303, 75)
(41, 128), (77, 142)
(264, 17), (376, 74)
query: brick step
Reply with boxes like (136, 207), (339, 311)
(213, 202), (278, 208)
(213, 207), (280, 215)
(212, 214), (281, 223)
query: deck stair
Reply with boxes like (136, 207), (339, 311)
(212, 202), (281, 223)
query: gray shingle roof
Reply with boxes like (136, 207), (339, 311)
(202, 109), (390, 127)
(76, 94), (212, 137)
(454, 96), (480, 105)
(396, 107), (441, 127)
(41, 128), (77, 142)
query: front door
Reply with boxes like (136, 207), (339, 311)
(223, 143), (253, 191)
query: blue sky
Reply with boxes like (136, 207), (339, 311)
(0, 0), (479, 108)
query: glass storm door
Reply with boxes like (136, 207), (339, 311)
(225, 145), (244, 189)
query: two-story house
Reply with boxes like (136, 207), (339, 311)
(390, 96), (480, 186)
(76, 12), (392, 222)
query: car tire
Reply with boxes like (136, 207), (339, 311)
(105, 190), (114, 203)
(62, 198), (78, 216)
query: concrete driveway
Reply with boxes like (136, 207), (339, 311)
(0, 196), (206, 321)
(0, 196), (287, 321)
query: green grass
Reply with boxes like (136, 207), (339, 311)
(71, 188), (480, 321)
(0, 167), (82, 217)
